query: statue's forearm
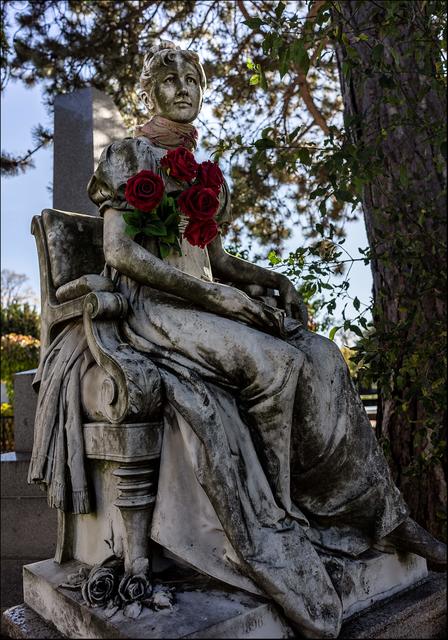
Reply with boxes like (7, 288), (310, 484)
(208, 236), (284, 290)
(103, 208), (215, 305)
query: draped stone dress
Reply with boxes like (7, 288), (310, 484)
(31, 135), (409, 638)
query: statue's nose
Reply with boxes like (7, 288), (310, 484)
(177, 80), (189, 95)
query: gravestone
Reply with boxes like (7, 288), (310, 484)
(0, 88), (128, 610)
(53, 87), (128, 215)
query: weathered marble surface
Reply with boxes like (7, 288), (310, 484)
(18, 553), (429, 639)
(5, 570), (447, 640)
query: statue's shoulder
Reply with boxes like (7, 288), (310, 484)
(100, 136), (156, 164)
(89, 137), (158, 213)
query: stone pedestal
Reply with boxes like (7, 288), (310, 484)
(0, 548), (431, 639)
(0, 370), (57, 610)
(4, 571), (446, 640)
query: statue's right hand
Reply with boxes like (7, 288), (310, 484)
(206, 284), (285, 336)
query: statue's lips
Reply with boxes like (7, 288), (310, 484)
(174, 101), (192, 107)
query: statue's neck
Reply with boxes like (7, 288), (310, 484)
(135, 115), (198, 151)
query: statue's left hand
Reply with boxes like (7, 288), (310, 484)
(278, 279), (308, 326)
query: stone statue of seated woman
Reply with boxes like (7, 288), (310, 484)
(28, 40), (446, 639)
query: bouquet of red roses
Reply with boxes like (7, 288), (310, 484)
(122, 147), (224, 259)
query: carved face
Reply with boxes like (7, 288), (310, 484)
(145, 54), (203, 123)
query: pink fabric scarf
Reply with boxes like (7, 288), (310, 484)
(135, 115), (199, 151)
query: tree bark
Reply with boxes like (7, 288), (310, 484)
(334, 1), (446, 538)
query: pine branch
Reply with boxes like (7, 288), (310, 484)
(1, 127), (53, 177)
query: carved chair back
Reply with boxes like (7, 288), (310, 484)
(32, 209), (105, 357)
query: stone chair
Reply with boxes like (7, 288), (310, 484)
(32, 208), (163, 577)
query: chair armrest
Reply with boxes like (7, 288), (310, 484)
(55, 274), (114, 302)
(83, 291), (162, 424)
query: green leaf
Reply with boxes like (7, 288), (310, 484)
(278, 45), (290, 79)
(159, 242), (171, 259)
(262, 126), (274, 139)
(255, 138), (276, 150)
(342, 61), (351, 79)
(244, 17), (263, 30)
(124, 225), (140, 239)
(350, 324), (364, 338)
(353, 296), (360, 311)
(249, 74), (260, 85)
(288, 125), (302, 143)
(291, 40), (310, 76)
(334, 189), (353, 202)
(329, 326), (341, 341)
(144, 221), (167, 236)
(164, 212), (180, 227)
(268, 250), (281, 265)
(298, 148), (311, 165)
(371, 43), (384, 64)
(275, 1), (285, 19)
(165, 232), (176, 244)
(246, 58), (255, 70)
(262, 33), (274, 55)
(260, 68), (268, 90)
(123, 212), (140, 225)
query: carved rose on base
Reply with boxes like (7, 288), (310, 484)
(81, 566), (118, 607)
(60, 556), (156, 619)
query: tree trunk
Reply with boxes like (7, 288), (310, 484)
(334, 1), (446, 538)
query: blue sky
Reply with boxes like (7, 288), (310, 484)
(1, 80), (373, 334)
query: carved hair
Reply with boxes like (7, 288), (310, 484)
(138, 40), (207, 109)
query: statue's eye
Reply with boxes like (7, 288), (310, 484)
(164, 76), (175, 84)
(187, 76), (197, 85)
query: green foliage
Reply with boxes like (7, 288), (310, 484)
(243, 0), (447, 494)
(1, 1), (344, 249)
(0, 333), (40, 403)
(123, 193), (182, 259)
(1, 302), (40, 338)
(1, 403), (13, 417)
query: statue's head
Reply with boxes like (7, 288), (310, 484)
(139, 41), (207, 123)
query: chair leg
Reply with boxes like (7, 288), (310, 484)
(113, 459), (159, 575)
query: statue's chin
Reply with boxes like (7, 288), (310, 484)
(156, 107), (200, 124)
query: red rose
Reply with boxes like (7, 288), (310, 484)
(160, 147), (199, 183)
(197, 161), (224, 194)
(184, 219), (219, 249)
(124, 170), (164, 212)
(177, 185), (220, 221)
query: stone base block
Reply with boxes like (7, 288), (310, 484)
(3, 572), (446, 639)
(340, 571), (446, 639)
(320, 548), (427, 617)
(5, 549), (430, 639)
(22, 559), (293, 639)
